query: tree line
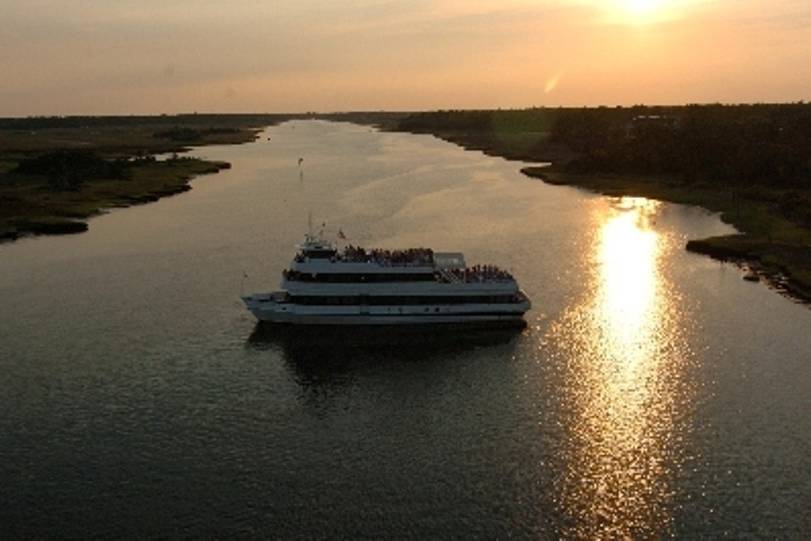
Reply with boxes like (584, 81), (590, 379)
(0, 114), (293, 131)
(550, 103), (811, 188)
(394, 104), (811, 188)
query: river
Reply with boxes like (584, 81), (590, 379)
(1, 120), (809, 538)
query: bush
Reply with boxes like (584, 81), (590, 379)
(14, 151), (130, 190)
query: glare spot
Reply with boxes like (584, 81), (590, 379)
(627, 0), (662, 15)
(545, 74), (561, 94)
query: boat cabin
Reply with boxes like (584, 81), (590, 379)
(296, 234), (337, 260)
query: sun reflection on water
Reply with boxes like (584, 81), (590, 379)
(547, 196), (695, 538)
(599, 198), (660, 352)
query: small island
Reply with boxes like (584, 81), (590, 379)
(0, 114), (292, 241)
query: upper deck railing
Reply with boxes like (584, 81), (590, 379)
(295, 245), (435, 267)
(283, 263), (515, 284)
(289, 236), (515, 284)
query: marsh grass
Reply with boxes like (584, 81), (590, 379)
(0, 116), (273, 241)
(1, 155), (230, 240)
(523, 167), (811, 299)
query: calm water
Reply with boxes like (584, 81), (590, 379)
(1, 121), (809, 538)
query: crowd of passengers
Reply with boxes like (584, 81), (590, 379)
(337, 245), (434, 266)
(438, 265), (515, 283)
(293, 246), (434, 265)
(282, 264), (514, 283)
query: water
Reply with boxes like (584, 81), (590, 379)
(1, 121), (809, 538)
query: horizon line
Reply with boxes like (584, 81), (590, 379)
(2, 100), (810, 120)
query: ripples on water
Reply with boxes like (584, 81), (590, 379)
(1, 122), (810, 538)
(546, 197), (697, 538)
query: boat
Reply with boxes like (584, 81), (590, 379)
(242, 230), (531, 326)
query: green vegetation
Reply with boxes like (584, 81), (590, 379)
(0, 115), (283, 155)
(0, 114), (294, 241)
(1, 155), (229, 240)
(13, 151), (130, 190)
(384, 105), (811, 303)
(522, 169), (811, 300)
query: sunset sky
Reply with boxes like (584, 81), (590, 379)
(1, 0), (809, 115)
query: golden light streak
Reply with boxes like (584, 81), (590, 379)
(546, 196), (697, 538)
(545, 73), (561, 94)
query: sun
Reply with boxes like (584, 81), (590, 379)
(599, 0), (681, 25)
(627, 0), (662, 14)
(617, 0), (670, 23)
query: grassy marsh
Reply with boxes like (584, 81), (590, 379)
(0, 115), (290, 241)
(522, 167), (811, 301)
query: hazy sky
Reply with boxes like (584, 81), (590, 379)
(1, 0), (809, 115)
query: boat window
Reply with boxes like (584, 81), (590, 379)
(283, 271), (436, 283)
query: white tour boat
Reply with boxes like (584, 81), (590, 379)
(242, 230), (531, 326)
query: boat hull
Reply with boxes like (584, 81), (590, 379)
(249, 312), (527, 326)
(242, 295), (530, 326)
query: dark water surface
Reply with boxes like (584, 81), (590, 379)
(1, 121), (809, 538)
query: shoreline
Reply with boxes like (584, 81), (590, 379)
(0, 159), (232, 243)
(0, 123), (269, 243)
(3, 114), (808, 305)
(374, 122), (810, 306)
(521, 166), (811, 305)
(384, 126), (574, 165)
